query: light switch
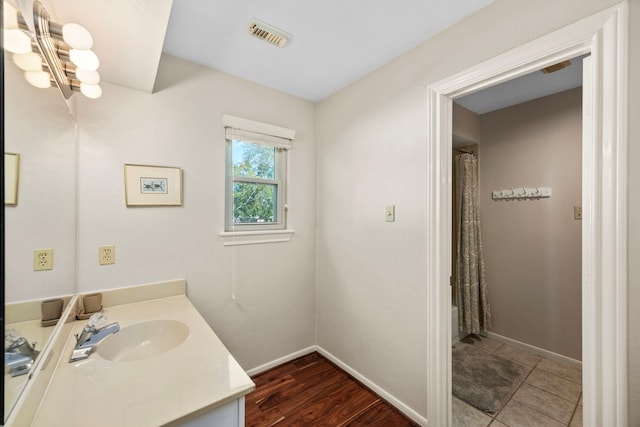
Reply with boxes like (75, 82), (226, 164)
(574, 206), (582, 220)
(385, 205), (395, 222)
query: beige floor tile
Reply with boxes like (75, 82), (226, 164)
(512, 383), (576, 424)
(570, 405), (583, 426)
(488, 421), (509, 427)
(495, 344), (542, 368)
(453, 395), (492, 427)
(525, 367), (582, 402)
(497, 400), (565, 427)
(536, 358), (582, 385)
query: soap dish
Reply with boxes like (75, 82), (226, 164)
(41, 318), (60, 327)
(76, 306), (103, 320)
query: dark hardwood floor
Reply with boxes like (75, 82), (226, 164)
(245, 352), (418, 426)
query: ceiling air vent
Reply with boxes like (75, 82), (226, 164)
(541, 60), (572, 74)
(247, 19), (291, 48)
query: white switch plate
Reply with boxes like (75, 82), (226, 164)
(385, 205), (395, 222)
(574, 206), (582, 220)
(34, 248), (54, 271)
(99, 245), (115, 265)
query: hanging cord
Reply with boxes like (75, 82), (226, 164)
(231, 226), (236, 300)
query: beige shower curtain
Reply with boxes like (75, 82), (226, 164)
(456, 153), (491, 334)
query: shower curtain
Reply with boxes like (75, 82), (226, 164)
(456, 153), (491, 335)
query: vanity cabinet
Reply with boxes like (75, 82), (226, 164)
(6, 281), (254, 427)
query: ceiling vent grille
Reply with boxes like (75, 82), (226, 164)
(541, 60), (572, 74)
(247, 19), (291, 48)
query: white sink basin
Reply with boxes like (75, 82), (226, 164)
(97, 320), (189, 362)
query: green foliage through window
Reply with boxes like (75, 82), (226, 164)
(232, 141), (278, 224)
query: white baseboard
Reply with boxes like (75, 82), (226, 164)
(316, 347), (428, 427)
(483, 331), (582, 368)
(246, 345), (318, 377)
(245, 346), (427, 426)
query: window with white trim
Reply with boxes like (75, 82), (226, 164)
(223, 115), (294, 232)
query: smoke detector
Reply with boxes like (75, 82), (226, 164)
(247, 19), (292, 48)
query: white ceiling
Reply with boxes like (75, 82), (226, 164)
(455, 56), (585, 114)
(161, 0), (496, 101)
(26, 0), (582, 107)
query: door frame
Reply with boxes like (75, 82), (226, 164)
(425, 4), (628, 426)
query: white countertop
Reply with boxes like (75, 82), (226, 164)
(4, 319), (55, 417)
(30, 295), (255, 427)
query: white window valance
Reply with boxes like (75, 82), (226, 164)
(222, 114), (295, 149)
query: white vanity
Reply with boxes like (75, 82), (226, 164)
(5, 280), (255, 427)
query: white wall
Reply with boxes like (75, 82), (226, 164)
(479, 88), (582, 360)
(74, 54), (317, 370)
(4, 58), (77, 302)
(316, 0), (638, 422)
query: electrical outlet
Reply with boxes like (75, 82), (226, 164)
(99, 245), (115, 265)
(33, 249), (53, 271)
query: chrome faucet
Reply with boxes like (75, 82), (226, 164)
(5, 337), (39, 376)
(69, 322), (120, 362)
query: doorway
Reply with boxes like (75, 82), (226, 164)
(451, 70), (584, 424)
(424, 5), (628, 426)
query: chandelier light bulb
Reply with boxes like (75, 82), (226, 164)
(3, 2), (19, 29)
(75, 68), (100, 85)
(69, 48), (99, 71)
(80, 83), (102, 99)
(25, 70), (52, 88)
(3, 29), (32, 54)
(13, 52), (44, 71)
(62, 23), (93, 50)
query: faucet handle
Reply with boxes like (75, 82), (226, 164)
(75, 324), (97, 344)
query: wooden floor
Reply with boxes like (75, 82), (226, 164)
(245, 352), (418, 427)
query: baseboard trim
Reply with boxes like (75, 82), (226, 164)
(246, 346), (427, 426)
(316, 347), (428, 427)
(246, 346), (318, 377)
(483, 331), (582, 368)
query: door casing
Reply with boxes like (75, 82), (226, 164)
(425, 4), (628, 426)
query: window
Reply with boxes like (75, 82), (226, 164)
(223, 115), (294, 232)
(226, 139), (286, 230)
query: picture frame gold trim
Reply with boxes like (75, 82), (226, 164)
(4, 153), (20, 205)
(124, 164), (183, 206)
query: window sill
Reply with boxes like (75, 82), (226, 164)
(219, 229), (295, 246)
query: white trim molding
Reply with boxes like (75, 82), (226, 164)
(426, 4), (628, 426)
(316, 347), (428, 427)
(219, 229), (295, 246)
(222, 114), (296, 141)
(246, 346), (317, 377)
(245, 345), (427, 426)
(483, 331), (582, 368)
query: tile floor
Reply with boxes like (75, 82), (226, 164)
(453, 336), (583, 427)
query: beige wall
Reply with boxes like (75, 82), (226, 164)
(317, 0), (638, 422)
(74, 54), (318, 371)
(4, 59), (77, 302)
(479, 88), (582, 360)
(453, 103), (481, 145)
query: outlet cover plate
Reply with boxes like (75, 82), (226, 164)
(34, 248), (54, 271)
(99, 245), (115, 265)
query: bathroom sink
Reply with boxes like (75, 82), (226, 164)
(97, 320), (189, 362)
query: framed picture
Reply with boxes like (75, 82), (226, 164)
(124, 164), (183, 206)
(4, 153), (20, 205)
